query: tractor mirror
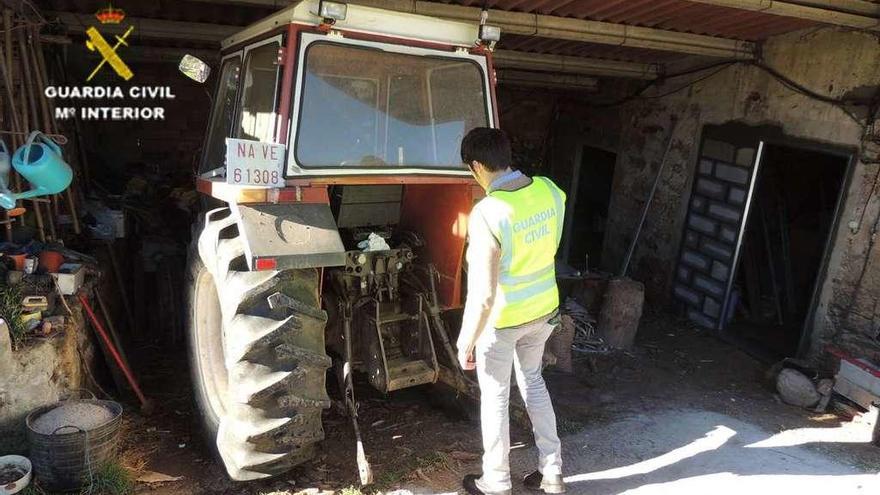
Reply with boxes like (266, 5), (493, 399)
(179, 54), (211, 83)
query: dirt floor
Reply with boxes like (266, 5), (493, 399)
(113, 310), (880, 494)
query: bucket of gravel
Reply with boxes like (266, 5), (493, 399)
(25, 392), (122, 492)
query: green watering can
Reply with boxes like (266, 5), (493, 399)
(0, 131), (73, 210)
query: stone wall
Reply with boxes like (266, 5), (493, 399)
(498, 85), (630, 181)
(0, 308), (93, 453)
(600, 27), (880, 362)
(498, 85), (628, 269)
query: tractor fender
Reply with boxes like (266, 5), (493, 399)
(219, 202), (346, 272)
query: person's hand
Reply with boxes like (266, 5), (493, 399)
(458, 347), (475, 371)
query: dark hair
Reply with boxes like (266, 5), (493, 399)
(460, 127), (512, 172)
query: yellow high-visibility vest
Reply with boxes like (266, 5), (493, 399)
(483, 176), (565, 328)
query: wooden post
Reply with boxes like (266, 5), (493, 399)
(27, 27), (57, 240)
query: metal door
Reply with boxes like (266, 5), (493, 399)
(673, 127), (764, 329)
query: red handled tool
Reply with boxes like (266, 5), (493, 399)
(78, 292), (151, 412)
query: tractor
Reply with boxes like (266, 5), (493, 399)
(181, 0), (500, 482)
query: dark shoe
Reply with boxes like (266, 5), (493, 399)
(463, 474), (485, 495)
(523, 470), (566, 493)
(462, 474), (511, 495)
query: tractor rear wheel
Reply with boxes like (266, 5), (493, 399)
(186, 207), (331, 480)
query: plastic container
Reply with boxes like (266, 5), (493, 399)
(11, 132), (72, 194)
(22, 256), (36, 275)
(38, 251), (64, 273)
(6, 254), (25, 272)
(0, 132), (73, 210)
(25, 396), (122, 492)
(51, 263), (85, 296)
(0, 455), (32, 495)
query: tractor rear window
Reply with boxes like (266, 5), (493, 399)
(295, 42), (489, 170)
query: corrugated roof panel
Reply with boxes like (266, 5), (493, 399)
(435, 0), (825, 40)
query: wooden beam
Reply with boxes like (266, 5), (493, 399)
(185, 0), (295, 7)
(48, 12), (239, 43)
(686, 0), (880, 30)
(497, 69), (599, 91)
(349, 0), (756, 58)
(791, 0), (880, 17)
(124, 46), (220, 63)
(494, 50), (659, 80)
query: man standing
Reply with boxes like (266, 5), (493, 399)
(457, 128), (566, 495)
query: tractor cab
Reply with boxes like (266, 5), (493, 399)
(189, 0), (497, 182)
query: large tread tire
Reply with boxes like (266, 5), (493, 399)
(187, 207), (331, 481)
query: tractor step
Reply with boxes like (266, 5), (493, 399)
(377, 312), (418, 326)
(386, 358), (438, 391)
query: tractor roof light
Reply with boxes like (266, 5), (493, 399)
(319, 1), (347, 22)
(479, 25), (501, 43)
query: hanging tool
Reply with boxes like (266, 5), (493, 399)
(760, 208), (784, 326)
(0, 11), (19, 240)
(619, 119), (680, 277)
(15, 28), (47, 242)
(105, 241), (137, 335)
(28, 26), (58, 240)
(96, 290), (132, 369)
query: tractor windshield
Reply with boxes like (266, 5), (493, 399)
(295, 41), (490, 170)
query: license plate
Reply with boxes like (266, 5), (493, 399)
(225, 138), (285, 187)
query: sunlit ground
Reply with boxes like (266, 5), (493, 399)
(390, 409), (879, 494)
(543, 409), (880, 494)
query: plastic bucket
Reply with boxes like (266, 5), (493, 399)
(0, 455), (32, 494)
(25, 397), (122, 492)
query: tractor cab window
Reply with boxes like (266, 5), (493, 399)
(199, 55), (240, 173)
(296, 42), (489, 170)
(236, 41), (281, 142)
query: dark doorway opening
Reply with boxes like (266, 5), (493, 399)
(729, 144), (848, 358)
(565, 146), (616, 270)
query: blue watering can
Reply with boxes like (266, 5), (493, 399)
(0, 131), (73, 210)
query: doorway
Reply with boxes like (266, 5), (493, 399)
(728, 144), (849, 358)
(564, 145), (616, 270)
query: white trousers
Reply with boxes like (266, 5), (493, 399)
(475, 317), (563, 493)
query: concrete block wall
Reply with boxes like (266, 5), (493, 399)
(673, 139), (755, 329)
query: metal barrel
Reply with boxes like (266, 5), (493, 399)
(25, 399), (123, 492)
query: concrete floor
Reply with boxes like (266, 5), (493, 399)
(394, 408), (879, 494)
(128, 314), (880, 494)
(506, 408), (880, 495)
